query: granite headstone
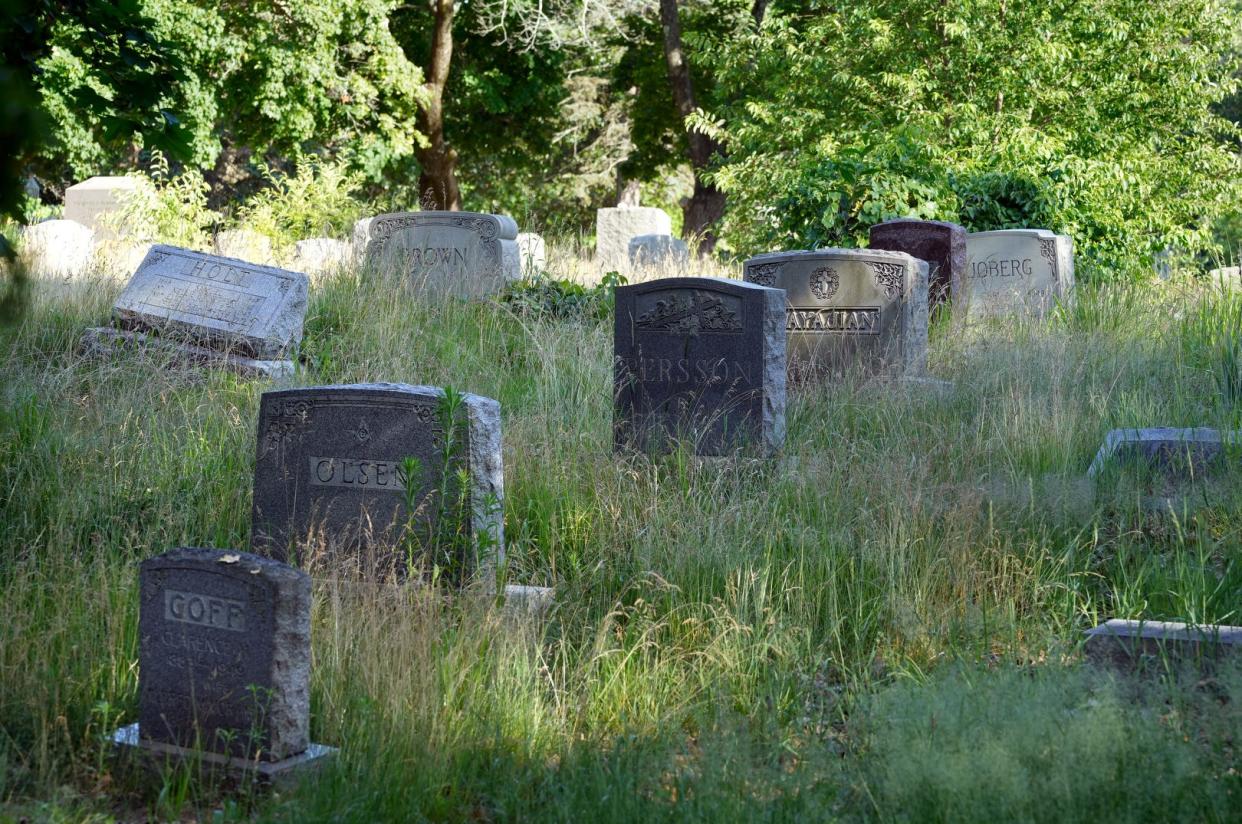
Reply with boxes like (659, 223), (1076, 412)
(1085, 619), (1242, 670)
(64, 176), (144, 240)
(1086, 427), (1241, 479)
(614, 277), (785, 455)
(963, 229), (1074, 317)
(364, 211), (520, 297)
(743, 248), (928, 380)
(868, 218), (966, 311)
(628, 234), (690, 271)
(596, 206), (672, 272)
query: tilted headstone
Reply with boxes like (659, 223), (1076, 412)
(1085, 619), (1242, 670)
(64, 176), (144, 240)
(628, 234), (690, 271)
(614, 277), (785, 455)
(743, 249), (928, 381)
(20, 219), (95, 280)
(252, 384), (504, 577)
(868, 218), (966, 310)
(596, 207), (672, 272)
(364, 211), (519, 297)
(963, 229), (1074, 317)
(1087, 427), (1240, 478)
(516, 232), (546, 277)
(81, 245), (308, 377)
(116, 547), (334, 776)
(214, 229), (275, 266)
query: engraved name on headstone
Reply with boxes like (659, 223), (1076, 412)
(365, 211), (519, 297)
(868, 218), (966, 311)
(614, 277), (785, 455)
(137, 547), (310, 761)
(251, 384), (504, 577)
(743, 249), (928, 380)
(963, 229), (1074, 317)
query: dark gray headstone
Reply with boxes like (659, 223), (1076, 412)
(365, 211), (519, 297)
(1087, 428), (1241, 478)
(742, 249), (928, 381)
(138, 547), (310, 761)
(868, 218), (966, 310)
(614, 277), (785, 455)
(1084, 619), (1242, 669)
(251, 383), (504, 577)
(112, 245), (308, 358)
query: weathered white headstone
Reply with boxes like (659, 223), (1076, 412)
(365, 211), (520, 297)
(596, 207), (672, 272)
(351, 217), (374, 265)
(214, 229), (275, 266)
(19, 219), (95, 280)
(743, 248), (928, 380)
(292, 238), (350, 277)
(1207, 267), (1241, 289)
(63, 176), (144, 240)
(516, 232), (546, 276)
(962, 229), (1074, 317)
(628, 234), (689, 271)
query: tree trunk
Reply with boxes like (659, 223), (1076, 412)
(415, 0), (461, 210)
(659, 0), (725, 255)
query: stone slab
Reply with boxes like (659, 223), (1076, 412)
(1086, 427), (1241, 478)
(79, 327), (294, 378)
(628, 234), (689, 271)
(743, 248), (928, 380)
(1084, 619), (1242, 669)
(963, 229), (1074, 318)
(614, 277), (785, 455)
(63, 176), (144, 240)
(868, 218), (966, 310)
(364, 211), (519, 297)
(596, 207), (672, 272)
(502, 584), (554, 619)
(252, 384), (504, 579)
(20, 219), (95, 280)
(139, 548), (311, 761)
(112, 244), (308, 359)
(214, 229), (275, 266)
(516, 233), (546, 277)
(112, 723), (335, 786)
(292, 238), (350, 277)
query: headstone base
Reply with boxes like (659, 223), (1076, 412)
(80, 327), (294, 379)
(112, 724), (336, 787)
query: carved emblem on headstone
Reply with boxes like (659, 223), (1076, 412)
(634, 290), (743, 335)
(748, 262), (782, 288)
(869, 262), (904, 298)
(1039, 238), (1058, 278)
(260, 400), (312, 456)
(809, 267), (839, 300)
(348, 419), (371, 445)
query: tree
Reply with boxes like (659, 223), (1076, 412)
(412, 0), (459, 209)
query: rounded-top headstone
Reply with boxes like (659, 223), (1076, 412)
(364, 211), (520, 297)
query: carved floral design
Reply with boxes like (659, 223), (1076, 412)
(809, 267), (839, 300)
(635, 291), (743, 335)
(870, 262), (905, 298)
(261, 400), (312, 456)
(367, 214), (500, 265)
(1039, 238), (1059, 280)
(748, 263), (782, 287)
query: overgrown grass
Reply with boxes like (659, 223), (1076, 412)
(2, 256), (1241, 821)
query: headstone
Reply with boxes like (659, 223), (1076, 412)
(113, 547), (334, 779)
(1084, 619), (1242, 669)
(63, 176), (144, 240)
(364, 211), (520, 297)
(292, 238), (350, 277)
(742, 249), (928, 380)
(251, 383), (504, 578)
(80, 245), (308, 377)
(19, 219), (95, 280)
(214, 229), (275, 266)
(868, 218), (966, 310)
(596, 207), (672, 272)
(1207, 267), (1241, 289)
(516, 232), (546, 277)
(963, 229), (1074, 317)
(351, 217), (374, 265)
(628, 234), (689, 271)
(614, 277), (785, 455)
(1086, 427), (1241, 479)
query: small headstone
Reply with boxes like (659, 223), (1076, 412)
(214, 229), (275, 266)
(516, 232), (546, 277)
(113, 547), (334, 780)
(868, 218), (966, 310)
(251, 383), (504, 578)
(963, 229), (1074, 317)
(596, 207), (672, 272)
(614, 277), (785, 455)
(1207, 267), (1241, 289)
(364, 211), (520, 297)
(19, 219), (95, 280)
(628, 234), (689, 271)
(351, 217), (374, 265)
(64, 176), (144, 240)
(1086, 427), (1241, 478)
(292, 238), (350, 277)
(1084, 619), (1242, 669)
(80, 245), (308, 377)
(742, 249), (928, 381)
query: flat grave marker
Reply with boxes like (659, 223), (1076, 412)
(1084, 619), (1242, 670)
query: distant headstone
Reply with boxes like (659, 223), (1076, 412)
(292, 238), (350, 277)
(1084, 619), (1242, 670)
(628, 234), (689, 271)
(743, 249), (928, 380)
(1207, 267), (1241, 289)
(80, 245), (308, 378)
(214, 229), (275, 266)
(1087, 427), (1240, 478)
(596, 207), (672, 272)
(868, 218), (966, 310)
(351, 217), (374, 265)
(364, 211), (519, 297)
(963, 229), (1074, 317)
(19, 219), (95, 280)
(251, 383), (504, 578)
(113, 547), (334, 780)
(64, 176), (143, 240)
(516, 232), (546, 276)
(614, 277), (785, 455)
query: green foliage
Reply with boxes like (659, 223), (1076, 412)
(697, 1), (1242, 279)
(234, 157), (364, 247)
(500, 271), (626, 321)
(109, 151), (214, 249)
